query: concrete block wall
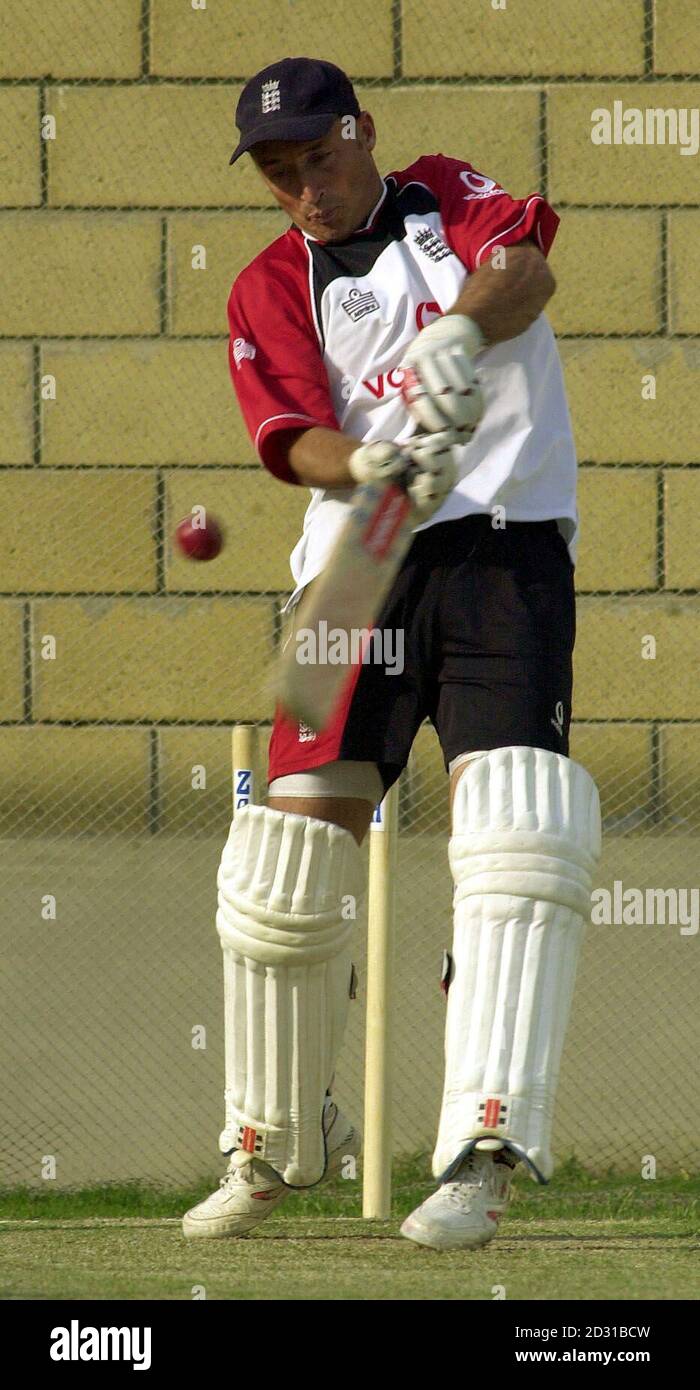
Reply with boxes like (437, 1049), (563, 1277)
(0, 1), (698, 837)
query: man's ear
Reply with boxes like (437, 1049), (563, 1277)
(357, 111), (377, 152)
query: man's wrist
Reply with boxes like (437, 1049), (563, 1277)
(444, 312), (486, 356)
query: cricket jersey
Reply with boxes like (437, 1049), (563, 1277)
(227, 153), (578, 609)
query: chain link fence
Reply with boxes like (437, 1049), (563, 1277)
(2, 1), (699, 1187)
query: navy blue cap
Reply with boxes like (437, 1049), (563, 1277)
(229, 57), (361, 166)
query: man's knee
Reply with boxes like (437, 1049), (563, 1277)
(267, 760), (383, 844)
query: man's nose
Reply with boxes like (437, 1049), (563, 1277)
(300, 176), (324, 205)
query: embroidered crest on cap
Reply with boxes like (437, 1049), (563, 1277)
(261, 80), (281, 114)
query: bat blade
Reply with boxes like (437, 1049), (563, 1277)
(274, 480), (415, 732)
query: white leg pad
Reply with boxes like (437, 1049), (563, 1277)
(216, 804), (365, 1187)
(434, 746), (601, 1183)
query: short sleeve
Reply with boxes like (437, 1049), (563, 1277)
(227, 252), (340, 482)
(399, 154), (560, 274)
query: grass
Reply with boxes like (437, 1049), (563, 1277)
(1, 1156), (698, 1301)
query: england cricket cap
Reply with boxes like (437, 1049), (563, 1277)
(229, 56), (361, 165)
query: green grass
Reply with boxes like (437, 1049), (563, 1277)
(1, 1157), (698, 1301)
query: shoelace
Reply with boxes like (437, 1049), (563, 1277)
(219, 1166), (250, 1193)
(442, 1156), (505, 1212)
(220, 1153), (281, 1195)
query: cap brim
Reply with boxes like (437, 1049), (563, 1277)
(229, 110), (338, 165)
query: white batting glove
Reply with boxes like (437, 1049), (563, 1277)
(348, 439), (407, 487)
(400, 428), (458, 521)
(349, 431), (459, 523)
(401, 314), (485, 434)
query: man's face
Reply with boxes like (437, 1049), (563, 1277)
(251, 113), (383, 242)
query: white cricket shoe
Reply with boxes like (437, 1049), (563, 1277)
(182, 1102), (360, 1239)
(400, 1150), (516, 1251)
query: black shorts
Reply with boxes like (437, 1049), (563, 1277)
(334, 514), (576, 792)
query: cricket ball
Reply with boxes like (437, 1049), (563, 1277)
(175, 513), (224, 561)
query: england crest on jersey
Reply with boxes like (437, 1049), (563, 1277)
(413, 226), (453, 262)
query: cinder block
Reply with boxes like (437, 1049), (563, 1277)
(159, 727), (232, 835)
(0, 347), (33, 464)
(549, 85), (700, 205)
(166, 470), (307, 592)
(0, 214), (161, 336)
(575, 468), (658, 592)
(32, 597), (275, 721)
(664, 471), (700, 589)
(0, 601), (24, 718)
(569, 724), (652, 824)
(0, 1), (142, 78)
(42, 342), (252, 465)
(660, 726), (700, 827)
(668, 211), (700, 334)
(168, 211), (288, 335)
(47, 86), (253, 208)
(159, 724), (272, 833)
(403, 0), (645, 77)
(360, 86), (542, 195)
(574, 597), (700, 719)
(151, 0), (393, 77)
(0, 727), (150, 836)
(0, 88), (41, 205)
(560, 340), (700, 463)
(548, 211), (660, 335)
(654, 2), (700, 74)
(0, 471), (156, 593)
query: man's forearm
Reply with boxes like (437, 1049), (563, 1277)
(282, 426), (361, 488)
(446, 241), (556, 346)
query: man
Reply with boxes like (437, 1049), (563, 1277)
(183, 56), (601, 1250)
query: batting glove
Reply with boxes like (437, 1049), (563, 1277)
(401, 314), (485, 434)
(348, 439), (408, 487)
(348, 431), (460, 523)
(400, 428), (459, 522)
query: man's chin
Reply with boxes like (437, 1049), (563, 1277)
(304, 216), (346, 242)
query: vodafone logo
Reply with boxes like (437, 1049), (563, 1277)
(416, 300), (441, 330)
(459, 169), (502, 201)
(363, 367), (406, 399)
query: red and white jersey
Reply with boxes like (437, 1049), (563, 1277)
(227, 154), (577, 608)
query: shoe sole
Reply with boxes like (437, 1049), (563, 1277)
(399, 1213), (499, 1251)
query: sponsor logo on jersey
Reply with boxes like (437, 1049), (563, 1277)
(416, 300), (441, 330)
(261, 79), (281, 114)
(363, 367), (406, 399)
(233, 337), (256, 369)
(341, 286), (380, 322)
(298, 721), (317, 743)
(459, 169), (503, 200)
(413, 226), (453, 262)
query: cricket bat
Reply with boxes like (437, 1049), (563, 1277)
(274, 477), (416, 732)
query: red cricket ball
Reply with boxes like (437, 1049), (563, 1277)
(175, 513), (224, 561)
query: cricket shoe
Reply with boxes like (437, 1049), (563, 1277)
(400, 1149), (517, 1251)
(182, 1102), (360, 1239)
